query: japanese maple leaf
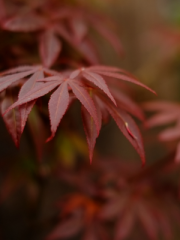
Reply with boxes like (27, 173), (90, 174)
(1, 3), (124, 67)
(69, 65), (155, 164)
(51, 157), (178, 240)
(39, 29), (62, 69)
(109, 87), (144, 121)
(1, 64), (155, 164)
(95, 92), (146, 165)
(147, 25), (180, 63)
(81, 105), (100, 164)
(0, 65), (62, 146)
(4, 78), (100, 137)
(143, 101), (180, 162)
(0, 66), (104, 161)
(1, 8), (97, 66)
(98, 182), (173, 240)
(46, 194), (108, 240)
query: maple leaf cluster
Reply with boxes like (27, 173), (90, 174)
(144, 101), (180, 162)
(46, 156), (180, 240)
(0, 0), (155, 164)
(0, 0), (123, 66)
(2, 154), (180, 240)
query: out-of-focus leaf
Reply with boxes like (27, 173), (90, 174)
(104, 99), (145, 165)
(136, 201), (158, 240)
(98, 194), (127, 220)
(114, 208), (135, 240)
(87, 16), (123, 55)
(145, 112), (179, 128)
(111, 88), (144, 120)
(39, 29), (62, 68)
(154, 208), (172, 240)
(2, 12), (47, 32)
(144, 101), (180, 163)
(46, 215), (83, 240)
(55, 24), (99, 64)
(159, 126), (180, 141)
(68, 18), (88, 43)
(76, 38), (99, 64)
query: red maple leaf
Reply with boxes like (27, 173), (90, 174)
(143, 101), (180, 162)
(0, 64), (155, 164)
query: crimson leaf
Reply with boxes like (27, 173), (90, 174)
(47, 81), (69, 142)
(3, 80), (62, 115)
(100, 96), (145, 165)
(0, 68), (39, 93)
(18, 70), (44, 133)
(81, 106), (98, 164)
(1, 90), (21, 147)
(81, 70), (116, 106)
(68, 80), (100, 134)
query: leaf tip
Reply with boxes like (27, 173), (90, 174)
(88, 149), (93, 165)
(141, 159), (146, 168)
(15, 141), (20, 149)
(46, 134), (54, 143)
(153, 90), (157, 96)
